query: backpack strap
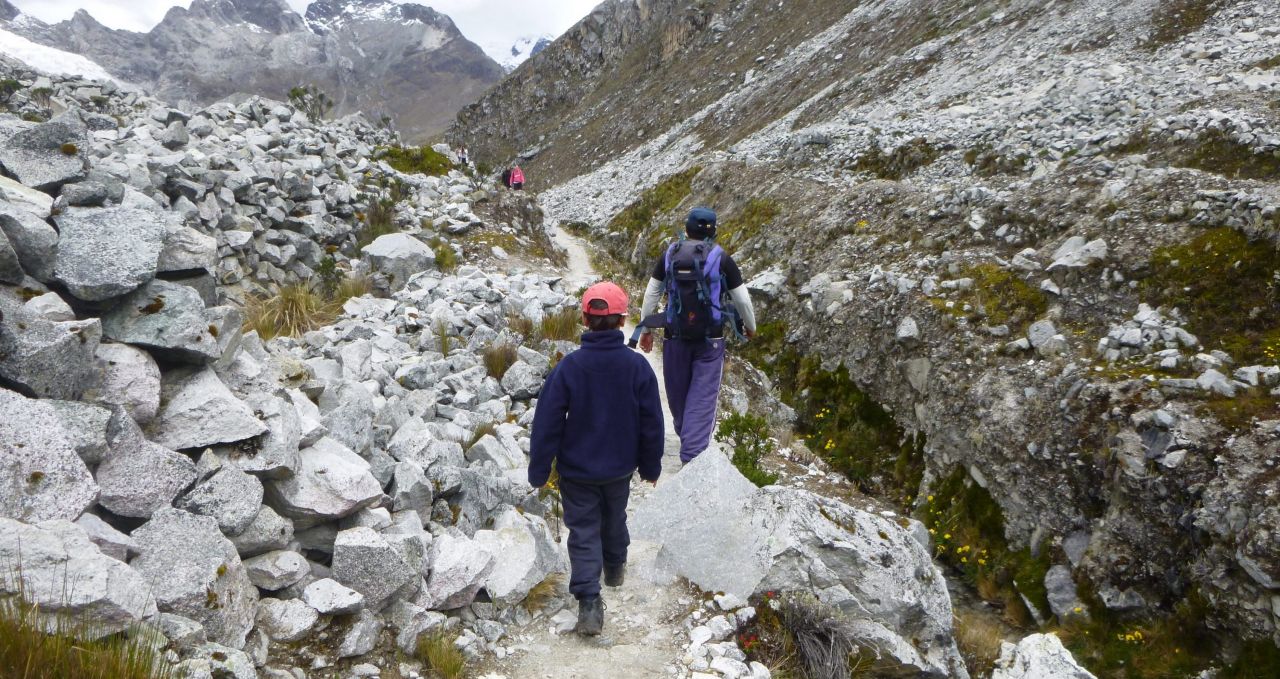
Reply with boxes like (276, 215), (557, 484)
(664, 240), (683, 329)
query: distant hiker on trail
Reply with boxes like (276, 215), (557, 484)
(510, 164), (525, 190)
(529, 281), (664, 636)
(457, 145), (468, 167)
(501, 167), (512, 187)
(638, 207), (757, 465)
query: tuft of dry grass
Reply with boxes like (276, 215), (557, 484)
(539, 307), (582, 342)
(0, 595), (172, 679)
(416, 631), (466, 679)
(242, 283), (336, 340)
(466, 421), (498, 450)
(482, 342), (519, 379)
(334, 273), (373, 304)
(521, 573), (565, 614)
(954, 610), (1005, 676)
(435, 318), (454, 358)
(507, 313), (536, 340)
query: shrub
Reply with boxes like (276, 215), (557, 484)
(287, 84), (333, 121)
(0, 594), (172, 679)
(539, 307), (582, 342)
(415, 631), (466, 679)
(482, 342), (518, 379)
(715, 412), (778, 487)
(315, 254), (343, 299)
(242, 284), (336, 340)
(921, 469), (1051, 624)
(382, 146), (452, 176)
(59, 143), (78, 156)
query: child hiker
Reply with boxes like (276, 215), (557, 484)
(528, 281), (664, 635)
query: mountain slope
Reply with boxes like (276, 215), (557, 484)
(5, 0), (502, 140)
(451, 0), (1280, 672)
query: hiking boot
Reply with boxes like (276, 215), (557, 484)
(604, 563), (626, 588)
(575, 597), (605, 636)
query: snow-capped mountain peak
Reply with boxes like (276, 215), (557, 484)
(495, 34), (552, 72)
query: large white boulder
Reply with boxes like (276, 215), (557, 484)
(52, 207), (165, 301)
(130, 508), (259, 649)
(474, 507), (565, 607)
(0, 518), (157, 636)
(148, 367), (266, 450)
(361, 233), (435, 292)
(0, 388), (99, 522)
(991, 633), (1096, 679)
(331, 527), (421, 611)
(634, 449), (968, 678)
(264, 436), (383, 527)
(422, 532), (494, 610)
(95, 410), (197, 519)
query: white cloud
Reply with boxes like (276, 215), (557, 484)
(10, 1), (601, 58)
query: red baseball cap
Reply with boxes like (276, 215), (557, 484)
(581, 281), (629, 316)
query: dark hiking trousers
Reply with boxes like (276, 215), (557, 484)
(560, 476), (631, 600)
(663, 337), (726, 463)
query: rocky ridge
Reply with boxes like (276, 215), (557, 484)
(451, 0), (1280, 671)
(3, 0), (502, 140)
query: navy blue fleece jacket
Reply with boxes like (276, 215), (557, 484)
(528, 330), (664, 486)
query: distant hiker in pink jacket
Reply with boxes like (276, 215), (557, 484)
(511, 165), (525, 191)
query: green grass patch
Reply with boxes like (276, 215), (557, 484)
(606, 167), (701, 266)
(852, 137), (940, 180)
(954, 263), (1048, 332)
(921, 469), (1052, 626)
(429, 237), (459, 273)
(1176, 128), (1280, 180)
(1147, 0), (1226, 49)
(1198, 390), (1280, 432)
(718, 198), (779, 250)
(1052, 588), (1280, 679)
(0, 595), (172, 679)
(381, 145), (453, 176)
(1141, 227), (1280, 363)
(715, 412), (779, 487)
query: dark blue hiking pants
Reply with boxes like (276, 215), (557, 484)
(663, 337), (725, 463)
(560, 476), (631, 600)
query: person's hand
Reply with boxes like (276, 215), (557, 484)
(745, 327), (756, 340)
(639, 332), (654, 353)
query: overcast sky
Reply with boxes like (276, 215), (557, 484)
(10, 1), (600, 58)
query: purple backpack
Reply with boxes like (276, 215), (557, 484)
(663, 240), (724, 340)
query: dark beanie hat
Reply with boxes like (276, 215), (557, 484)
(685, 207), (717, 237)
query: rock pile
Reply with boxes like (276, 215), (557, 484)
(0, 61), (578, 678)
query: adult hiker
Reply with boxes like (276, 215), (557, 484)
(457, 145), (469, 167)
(638, 207), (757, 465)
(529, 281), (664, 636)
(510, 164), (525, 191)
